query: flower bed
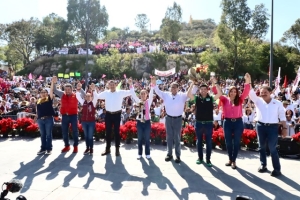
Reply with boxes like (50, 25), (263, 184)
(182, 125), (196, 146)
(292, 132), (300, 146)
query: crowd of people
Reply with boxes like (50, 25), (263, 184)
(0, 71), (297, 178)
(37, 40), (219, 60)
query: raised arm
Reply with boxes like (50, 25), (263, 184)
(187, 82), (195, 100)
(75, 92), (84, 105)
(49, 78), (54, 100)
(211, 77), (222, 100)
(151, 76), (166, 100)
(148, 85), (154, 107)
(119, 78), (136, 98)
(52, 76), (64, 98)
(240, 73), (251, 101)
(76, 82), (86, 98)
(90, 83), (98, 107)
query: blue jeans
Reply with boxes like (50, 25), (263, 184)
(61, 114), (79, 147)
(256, 123), (281, 171)
(37, 117), (54, 151)
(223, 118), (244, 162)
(195, 122), (213, 160)
(81, 121), (95, 149)
(137, 120), (151, 155)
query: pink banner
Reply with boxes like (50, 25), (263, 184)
(28, 73), (32, 80)
(102, 74), (106, 78)
(124, 74), (126, 79)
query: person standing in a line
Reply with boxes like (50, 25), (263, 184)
(36, 82), (55, 155)
(131, 84), (154, 159)
(249, 85), (287, 177)
(220, 73), (251, 169)
(76, 83), (98, 156)
(152, 77), (189, 163)
(187, 78), (222, 167)
(53, 76), (85, 153)
(94, 79), (135, 156)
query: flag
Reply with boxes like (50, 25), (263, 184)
(102, 74), (106, 78)
(274, 67), (281, 96)
(38, 75), (43, 80)
(292, 67), (300, 92)
(283, 75), (287, 88)
(28, 73), (32, 80)
(124, 74), (126, 79)
(116, 81), (122, 91)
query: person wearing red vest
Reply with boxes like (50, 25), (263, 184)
(76, 83), (98, 155)
(52, 76), (85, 153)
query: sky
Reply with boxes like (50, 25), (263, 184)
(0, 0), (299, 42)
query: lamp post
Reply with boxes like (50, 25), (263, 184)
(269, 0), (274, 86)
(85, 0), (91, 88)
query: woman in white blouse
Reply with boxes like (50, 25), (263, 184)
(131, 86), (154, 159)
(242, 108), (254, 129)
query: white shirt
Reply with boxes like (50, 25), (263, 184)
(249, 89), (286, 123)
(242, 114), (254, 124)
(154, 86), (188, 117)
(286, 119), (295, 136)
(94, 87), (135, 112)
(154, 106), (161, 116)
(213, 111), (223, 125)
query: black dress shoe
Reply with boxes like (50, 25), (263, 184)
(165, 155), (173, 162)
(258, 165), (268, 173)
(270, 170), (282, 177)
(175, 157), (181, 163)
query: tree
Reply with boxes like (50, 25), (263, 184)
(217, 0), (269, 76)
(35, 13), (74, 53)
(135, 14), (150, 32)
(160, 2), (182, 41)
(67, 0), (109, 44)
(281, 19), (300, 52)
(0, 18), (40, 65)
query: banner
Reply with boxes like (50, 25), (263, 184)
(58, 73), (64, 78)
(154, 68), (176, 77)
(70, 72), (75, 77)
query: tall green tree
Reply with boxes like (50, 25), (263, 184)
(217, 0), (269, 76)
(0, 18), (40, 65)
(35, 13), (74, 52)
(160, 2), (182, 41)
(135, 14), (150, 32)
(67, 0), (109, 44)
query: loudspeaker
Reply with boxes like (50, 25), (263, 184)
(277, 136), (300, 156)
(52, 123), (62, 139)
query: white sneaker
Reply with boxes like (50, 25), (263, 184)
(137, 155), (142, 159)
(146, 155), (151, 159)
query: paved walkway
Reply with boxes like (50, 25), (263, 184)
(0, 138), (299, 200)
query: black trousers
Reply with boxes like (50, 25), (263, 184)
(105, 112), (121, 148)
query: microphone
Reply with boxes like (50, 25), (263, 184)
(0, 179), (24, 200)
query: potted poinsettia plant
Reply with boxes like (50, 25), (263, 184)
(292, 132), (300, 146)
(214, 128), (226, 150)
(95, 122), (105, 141)
(122, 121), (137, 143)
(242, 129), (258, 150)
(25, 123), (40, 138)
(15, 118), (35, 136)
(151, 123), (165, 145)
(0, 118), (15, 138)
(182, 125), (196, 147)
